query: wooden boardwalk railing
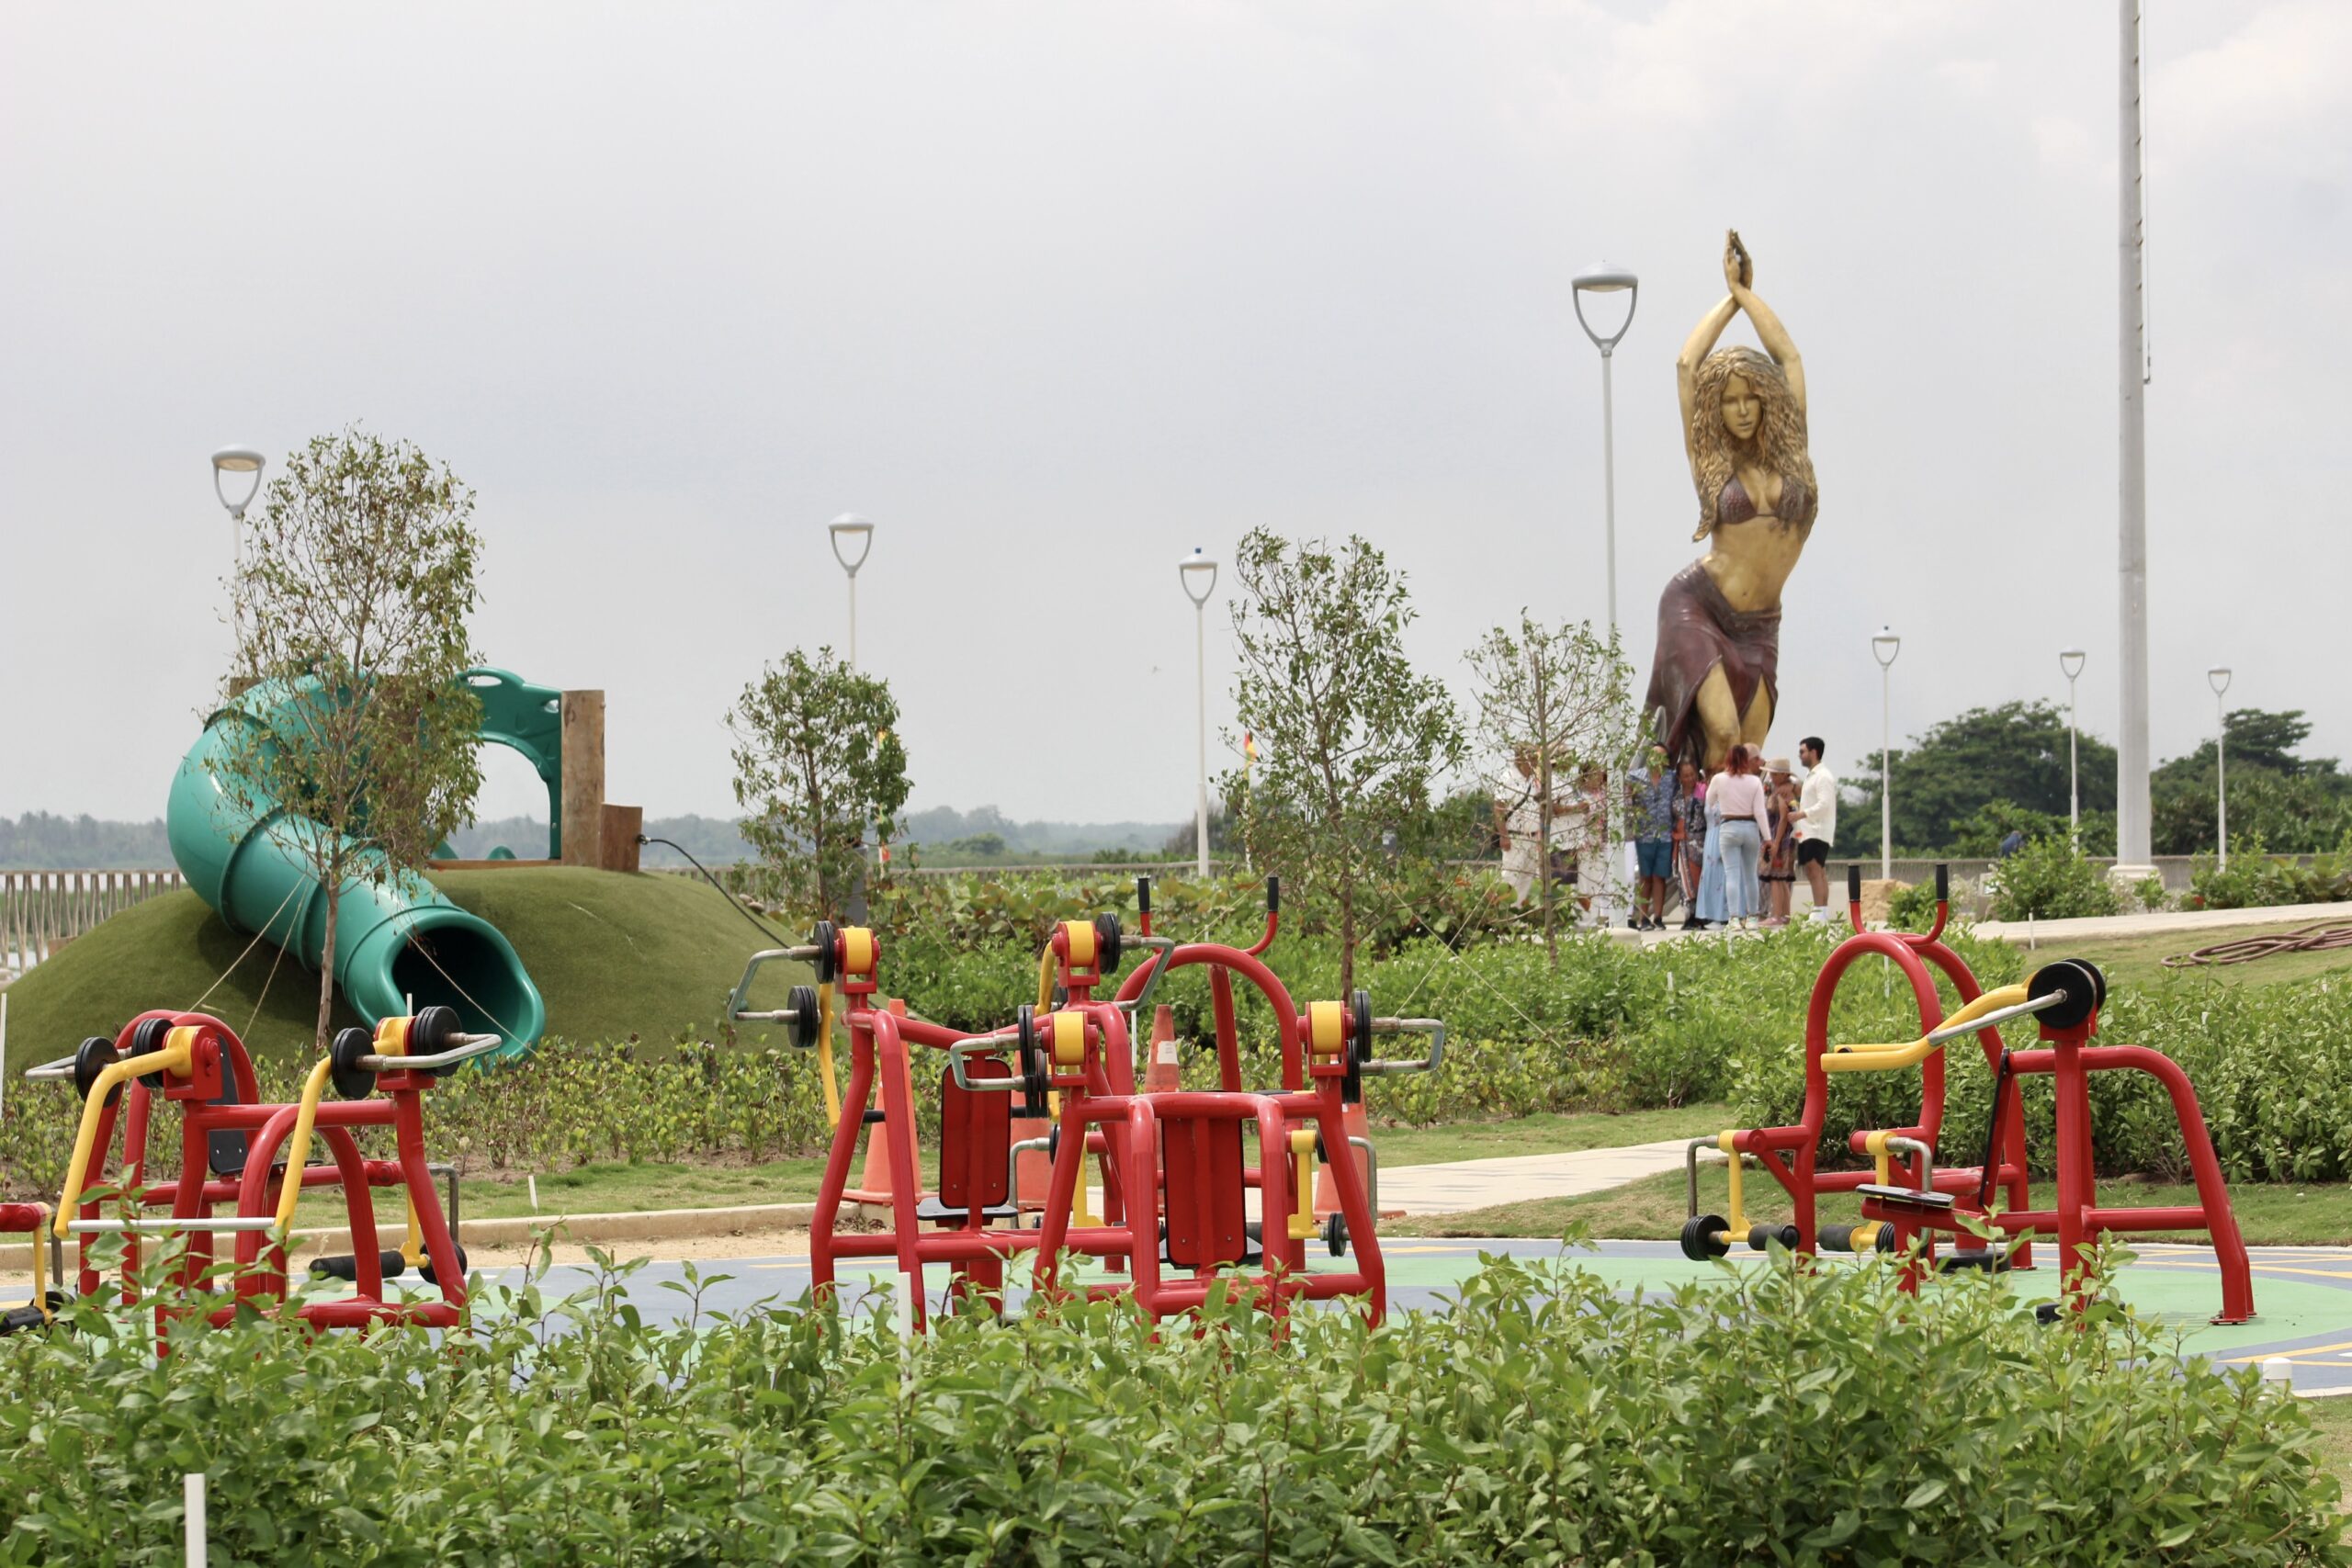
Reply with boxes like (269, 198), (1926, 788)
(1, 869), (186, 976)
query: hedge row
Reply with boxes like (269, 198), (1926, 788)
(1, 1250), (2341, 1564)
(6, 921), (2335, 1198)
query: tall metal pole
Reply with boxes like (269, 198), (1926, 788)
(1600, 347), (1618, 638)
(1598, 346), (1618, 925)
(2216, 684), (2227, 871)
(1179, 549), (1219, 879)
(1880, 662), (1893, 881)
(1573, 267), (1635, 929)
(1193, 598), (1209, 878)
(2209, 668), (2233, 871)
(846, 574), (858, 670)
(2067, 671), (2081, 845)
(2115, 0), (2154, 871)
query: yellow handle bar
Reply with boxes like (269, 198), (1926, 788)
(271, 1057), (339, 1234)
(55, 1030), (198, 1237)
(1819, 984), (2030, 1076)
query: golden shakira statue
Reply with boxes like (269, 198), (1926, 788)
(1645, 230), (1817, 772)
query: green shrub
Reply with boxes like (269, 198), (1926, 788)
(1988, 836), (2123, 920)
(2188, 840), (2352, 911)
(1, 1250), (2341, 1563)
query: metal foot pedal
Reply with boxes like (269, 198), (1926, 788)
(1856, 1182), (1956, 1214)
(1937, 1248), (2010, 1273)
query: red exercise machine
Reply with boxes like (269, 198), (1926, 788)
(29, 1007), (495, 1337)
(734, 877), (1445, 1329)
(1679, 864), (2253, 1324)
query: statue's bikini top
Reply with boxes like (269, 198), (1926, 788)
(1719, 472), (1815, 527)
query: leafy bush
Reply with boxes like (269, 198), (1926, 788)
(2133, 874), (2174, 913)
(1, 1249), (2341, 1563)
(2188, 840), (2352, 911)
(1987, 836), (2123, 921)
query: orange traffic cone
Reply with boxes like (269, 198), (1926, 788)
(1314, 1100), (1400, 1219)
(1143, 1005), (1182, 1093)
(847, 998), (929, 1210)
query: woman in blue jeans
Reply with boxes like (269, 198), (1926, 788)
(1709, 745), (1772, 927)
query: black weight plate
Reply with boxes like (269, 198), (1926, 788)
(331, 1027), (379, 1100)
(2027, 959), (2101, 1032)
(127, 1016), (175, 1058)
(786, 985), (820, 1050)
(1093, 913), (1122, 972)
(73, 1036), (120, 1103)
(810, 920), (841, 984)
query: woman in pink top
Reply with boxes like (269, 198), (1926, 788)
(1709, 745), (1772, 927)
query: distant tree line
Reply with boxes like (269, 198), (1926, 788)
(1844, 702), (2352, 857)
(0, 812), (174, 870)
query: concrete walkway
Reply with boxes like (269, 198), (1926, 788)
(1376, 1137), (1692, 1216)
(1973, 900), (2352, 947)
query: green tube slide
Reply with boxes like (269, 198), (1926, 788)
(167, 678), (545, 1059)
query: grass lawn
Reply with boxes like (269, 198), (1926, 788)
(291, 1156), (833, 1226)
(1408, 1163), (2352, 1247)
(1370, 1103), (1731, 1168)
(3, 869), (811, 1070)
(276, 1106), (1735, 1225)
(2024, 916), (2352, 993)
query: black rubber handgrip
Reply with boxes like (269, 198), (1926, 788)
(1136, 875), (1151, 915)
(310, 1250), (407, 1283)
(862, 1108), (888, 1126)
(1936, 863), (1950, 902)
(1847, 864), (1861, 901)
(420, 1245), (469, 1286)
(1266, 875), (1280, 914)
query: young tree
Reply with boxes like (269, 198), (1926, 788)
(214, 428), (486, 1051)
(1221, 529), (1461, 994)
(729, 648), (910, 924)
(1466, 613), (1641, 966)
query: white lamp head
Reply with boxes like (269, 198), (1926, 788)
(211, 446), (266, 520)
(1179, 547), (1218, 607)
(1571, 264), (1640, 353)
(1871, 626), (1901, 668)
(2207, 666), (2233, 696)
(828, 513), (876, 575)
(2059, 648), (2087, 681)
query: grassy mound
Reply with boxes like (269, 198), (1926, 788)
(0, 868), (808, 1069)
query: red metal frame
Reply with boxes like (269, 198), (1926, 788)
(1711, 883), (2253, 1324)
(57, 1011), (469, 1337)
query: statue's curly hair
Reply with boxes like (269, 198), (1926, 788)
(1690, 346), (1816, 542)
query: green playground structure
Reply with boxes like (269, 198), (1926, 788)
(165, 668), (558, 1057)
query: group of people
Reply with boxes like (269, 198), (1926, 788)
(1492, 736), (1839, 933)
(1629, 736), (1838, 931)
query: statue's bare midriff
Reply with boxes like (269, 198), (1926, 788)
(1701, 518), (1810, 613)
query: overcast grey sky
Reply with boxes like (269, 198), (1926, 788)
(4, 3), (2344, 828)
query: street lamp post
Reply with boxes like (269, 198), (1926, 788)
(211, 447), (266, 676)
(1570, 266), (1639, 640)
(2060, 649), (2087, 847)
(210, 446), (266, 572)
(1572, 265), (1638, 924)
(827, 514), (876, 669)
(2208, 666), (2233, 870)
(1180, 548), (1219, 879)
(1871, 626), (1901, 881)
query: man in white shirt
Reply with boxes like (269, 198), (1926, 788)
(1794, 736), (1838, 919)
